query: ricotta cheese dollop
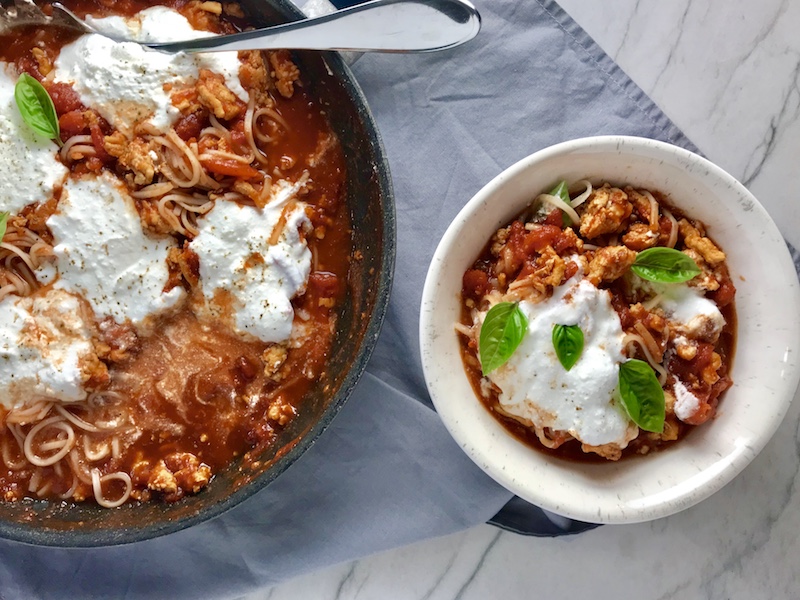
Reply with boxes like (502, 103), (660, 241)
(191, 182), (311, 344)
(42, 172), (184, 326)
(658, 283), (725, 339)
(0, 289), (96, 409)
(0, 65), (67, 213)
(486, 274), (637, 448)
(634, 276), (725, 340)
(672, 379), (701, 423)
(54, 6), (248, 132)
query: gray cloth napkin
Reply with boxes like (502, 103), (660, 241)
(0, 1), (743, 597)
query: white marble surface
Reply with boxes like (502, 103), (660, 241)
(251, 1), (800, 598)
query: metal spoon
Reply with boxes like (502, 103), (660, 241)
(49, 0), (481, 54)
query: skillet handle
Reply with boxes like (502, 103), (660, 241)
(147, 0), (481, 54)
(327, 0), (367, 7)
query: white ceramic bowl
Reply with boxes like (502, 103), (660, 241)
(420, 135), (800, 524)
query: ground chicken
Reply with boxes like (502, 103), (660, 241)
(239, 50), (272, 105)
(533, 246), (567, 287)
(170, 88), (202, 114)
(586, 245), (637, 285)
(622, 222), (659, 251)
(137, 201), (176, 237)
(166, 243), (201, 289)
(197, 69), (242, 120)
(231, 177), (279, 209)
(104, 132), (157, 185)
(31, 48), (52, 76)
(97, 318), (139, 363)
(673, 337), (698, 360)
(147, 460), (179, 495)
(579, 184), (633, 239)
(644, 414), (680, 443)
(682, 248), (720, 291)
(556, 226), (584, 253)
(581, 442), (624, 461)
(79, 353), (110, 390)
(625, 187), (659, 226)
(702, 353), (722, 386)
(19, 197), (58, 241)
(505, 246), (566, 300)
(267, 396), (296, 426)
(164, 452), (212, 494)
(489, 226), (510, 257)
(181, 1), (222, 30)
(262, 345), (288, 380)
(679, 219), (726, 265)
(268, 50), (300, 98)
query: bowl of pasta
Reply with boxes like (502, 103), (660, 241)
(420, 135), (799, 523)
(0, 0), (393, 545)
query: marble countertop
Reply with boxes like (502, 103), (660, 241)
(252, 1), (800, 598)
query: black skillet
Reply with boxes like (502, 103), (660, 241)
(0, 0), (395, 547)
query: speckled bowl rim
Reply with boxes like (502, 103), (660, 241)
(420, 135), (800, 524)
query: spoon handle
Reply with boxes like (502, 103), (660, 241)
(146, 0), (481, 54)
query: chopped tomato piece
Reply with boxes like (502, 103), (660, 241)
(308, 271), (339, 298)
(199, 156), (260, 179)
(174, 110), (209, 141)
(47, 82), (84, 115)
(683, 400), (713, 426)
(562, 261), (579, 282)
(669, 342), (714, 383)
(524, 225), (561, 253)
(89, 120), (112, 162)
(230, 130), (250, 155)
(58, 110), (87, 141)
(504, 221), (529, 275)
(610, 289), (634, 329)
(84, 156), (105, 172)
(710, 278), (736, 307)
(543, 208), (562, 227)
(17, 56), (43, 81)
(462, 269), (491, 300)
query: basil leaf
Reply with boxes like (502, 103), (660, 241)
(548, 180), (573, 227)
(14, 73), (61, 145)
(479, 302), (528, 375)
(0, 212), (9, 241)
(617, 359), (665, 433)
(631, 247), (701, 283)
(549, 180), (571, 204)
(552, 323), (584, 371)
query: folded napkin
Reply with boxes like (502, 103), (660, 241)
(0, 1), (739, 597)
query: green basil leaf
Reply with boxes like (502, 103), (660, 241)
(479, 302), (528, 375)
(631, 247), (701, 283)
(548, 180), (571, 205)
(548, 180), (573, 227)
(0, 212), (9, 241)
(14, 73), (61, 144)
(552, 323), (584, 371)
(617, 359), (665, 433)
